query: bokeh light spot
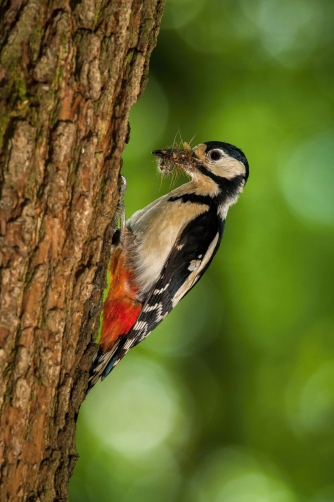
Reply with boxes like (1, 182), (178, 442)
(311, 484), (334, 502)
(299, 360), (334, 432)
(280, 133), (334, 227)
(215, 472), (293, 502)
(192, 447), (296, 502)
(83, 358), (189, 456)
(162, 0), (207, 29)
(240, 0), (325, 65)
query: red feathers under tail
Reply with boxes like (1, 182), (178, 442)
(88, 246), (142, 390)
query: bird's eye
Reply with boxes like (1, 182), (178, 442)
(208, 149), (223, 161)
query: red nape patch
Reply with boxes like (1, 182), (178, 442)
(100, 248), (142, 352)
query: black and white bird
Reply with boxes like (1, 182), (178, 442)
(88, 141), (249, 389)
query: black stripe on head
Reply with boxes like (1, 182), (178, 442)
(204, 141), (249, 182)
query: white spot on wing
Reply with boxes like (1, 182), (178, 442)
(133, 320), (148, 331)
(172, 232), (220, 307)
(188, 259), (201, 271)
(155, 303), (163, 321)
(143, 303), (161, 312)
(158, 312), (168, 322)
(153, 283), (170, 295)
(124, 337), (135, 350)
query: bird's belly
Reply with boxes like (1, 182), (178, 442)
(134, 222), (180, 294)
(128, 199), (209, 295)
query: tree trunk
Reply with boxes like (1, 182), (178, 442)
(0, 0), (165, 500)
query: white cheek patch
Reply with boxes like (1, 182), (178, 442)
(210, 158), (246, 180)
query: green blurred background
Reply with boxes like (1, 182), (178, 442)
(70, 0), (334, 500)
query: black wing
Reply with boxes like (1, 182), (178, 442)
(128, 209), (225, 347)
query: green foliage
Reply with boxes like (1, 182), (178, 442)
(71, 1), (334, 501)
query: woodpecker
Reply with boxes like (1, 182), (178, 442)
(88, 141), (249, 389)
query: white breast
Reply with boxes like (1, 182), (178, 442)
(127, 189), (208, 295)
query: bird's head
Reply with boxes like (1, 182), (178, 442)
(152, 141), (249, 189)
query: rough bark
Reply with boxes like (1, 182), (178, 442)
(0, 0), (165, 500)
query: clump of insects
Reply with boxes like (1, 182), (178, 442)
(153, 137), (202, 182)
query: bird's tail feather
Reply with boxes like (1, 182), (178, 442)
(87, 336), (129, 392)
